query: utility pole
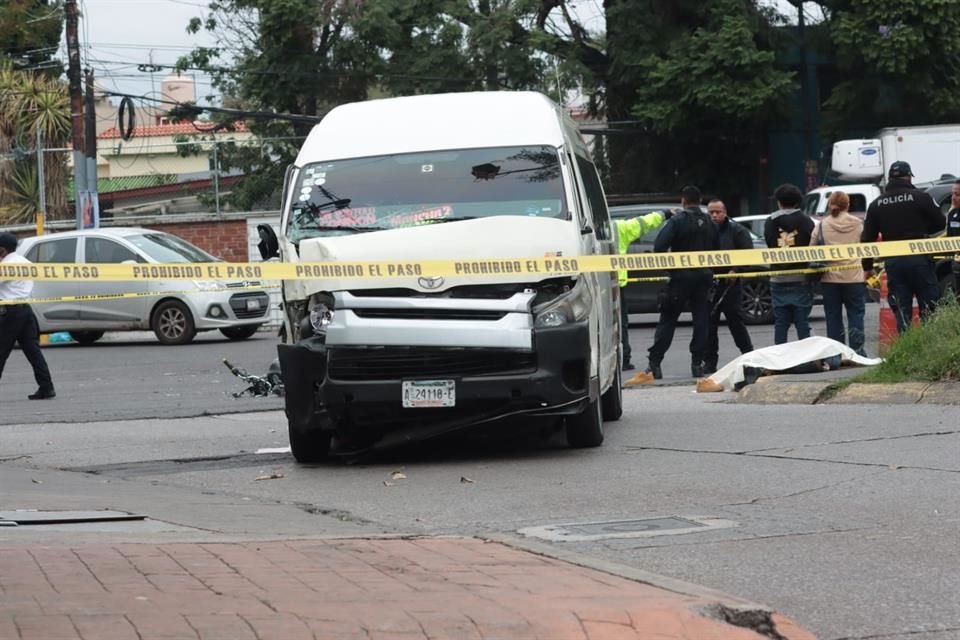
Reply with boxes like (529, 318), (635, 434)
(36, 128), (45, 236)
(84, 68), (99, 228)
(65, 0), (87, 227)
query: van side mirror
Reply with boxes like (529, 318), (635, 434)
(580, 224), (594, 236)
(257, 224), (279, 261)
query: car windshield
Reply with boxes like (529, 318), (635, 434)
(126, 233), (218, 263)
(286, 145), (566, 243)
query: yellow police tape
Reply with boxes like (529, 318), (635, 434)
(0, 237), (957, 283)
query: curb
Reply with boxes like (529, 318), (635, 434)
(485, 532), (767, 611)
(733, 380), (960, 405)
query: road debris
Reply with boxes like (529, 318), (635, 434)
(255, 472), (285, 481)
(390, 471), (407, 480)
(224, 358), (284, 398)
(460, 476), (475, 484)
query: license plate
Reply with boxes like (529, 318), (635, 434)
(402, 380), (455, 408)
(246, 299), (262, 311)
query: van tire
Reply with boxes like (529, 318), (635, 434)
(288, 422), (332, 464)
(566, 396), (604, 448)
(69, 330), (104, 346)
(601, 364), (623, 421)
(152, 300), (196, 345)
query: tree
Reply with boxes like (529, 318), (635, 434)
(0, 61), (70, 224)
(818, 0), (960, 134)
(0, 0), (64, 73)
(599, 0), (793, 200)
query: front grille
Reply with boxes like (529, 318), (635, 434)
(348, 283), (530, 300)
(352, 309), (507, 321)
(226, 280), (262, 288)
(328, 347), (536, 381)
(229, 292), (270, 319)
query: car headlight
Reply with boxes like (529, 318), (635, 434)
(308, 294), (336, 333)
(193, 279), (226, 291)
(532, 278), (592, 328)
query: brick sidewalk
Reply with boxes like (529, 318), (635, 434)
(0, 537), (814, 640)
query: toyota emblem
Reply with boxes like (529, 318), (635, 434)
(418, 276), (445, 290)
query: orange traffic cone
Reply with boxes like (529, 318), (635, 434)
(878, 271), (919, 356)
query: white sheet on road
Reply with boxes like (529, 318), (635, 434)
(709, 336), (883, 391)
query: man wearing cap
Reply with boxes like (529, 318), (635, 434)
(861, 161), (946, 333)
(0, 232), (56, 400)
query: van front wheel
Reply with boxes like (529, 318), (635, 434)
(601, 364), (623, 421)
(566, 396), (604, 448)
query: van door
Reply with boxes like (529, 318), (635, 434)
(570, 153), (617, 386)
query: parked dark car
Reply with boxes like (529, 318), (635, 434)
(609, 204), (774, 324)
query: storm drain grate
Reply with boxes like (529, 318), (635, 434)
(518, 515), (736, 542)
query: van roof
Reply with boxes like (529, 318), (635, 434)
(296, 91), (575, 164)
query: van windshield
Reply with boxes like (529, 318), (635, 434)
(286, 145), (566, 242)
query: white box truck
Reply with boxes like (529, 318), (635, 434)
(832, 125), (960, 186)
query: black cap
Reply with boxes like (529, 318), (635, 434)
(0, 232), (18, 252)
(889, 161), (914, 179)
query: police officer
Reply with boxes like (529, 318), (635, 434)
(862, 161), (946, 333)
(704, 199), (754, 374)
(645, 185), (719, 379)
(613, 209), (671, 370)
(947, 179), (960, 291)
(0, 232), (55, 400)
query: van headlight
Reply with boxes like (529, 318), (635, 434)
(308, 294), (335, 333)
(533, 279), (592, 328)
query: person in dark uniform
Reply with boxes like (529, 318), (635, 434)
(644, 185), (720, 379)
(862, 161), (946, 333)
(704, 199), (754, 374)
(0, 232), (55, 400)
(947, 179), (960, 291)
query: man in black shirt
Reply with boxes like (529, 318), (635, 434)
(862, 161), (946, 333)
(704, 199), (754, 374)
(947, 179), (960, 291)
(645, 185), (720, 379)
(763, 183), (816, 344)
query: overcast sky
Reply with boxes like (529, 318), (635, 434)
(73, 0), (810, 108)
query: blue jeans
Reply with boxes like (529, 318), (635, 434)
(821, 282), (866, 356)
(884, 255), (939, 334)
(771, 282), (813, 345)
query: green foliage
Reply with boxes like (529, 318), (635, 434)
(823, 0), (960, 131)
(856, 296), (960, 383)
(0, 0), (63, 73)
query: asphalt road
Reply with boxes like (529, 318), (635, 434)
(0, 304), (881, 424)
(7, 303), (947, 640)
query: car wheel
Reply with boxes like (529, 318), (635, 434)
(152, 300), (196, 345)
(220, 325), (260, 341)
(566, 394), (604, 448)
(601, 360), (623, 421)
(288, 415), (332, 464)
(69, 330), (104, 346)
(742, 278), (774, 325)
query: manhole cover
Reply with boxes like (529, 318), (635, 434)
(518, 516), (736, 542)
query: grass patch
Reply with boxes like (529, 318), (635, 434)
(855, 296), (960, 384)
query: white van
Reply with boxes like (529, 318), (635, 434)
(257, 91), (621, 462)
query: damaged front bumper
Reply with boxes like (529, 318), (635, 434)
(277, 320), (591, 454)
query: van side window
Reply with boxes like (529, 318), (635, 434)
(86, 238), (141, 263)
(575, 155), (611, 240)
(26, 238), (77, 263)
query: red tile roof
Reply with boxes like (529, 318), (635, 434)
(99, 120), (249, 139)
